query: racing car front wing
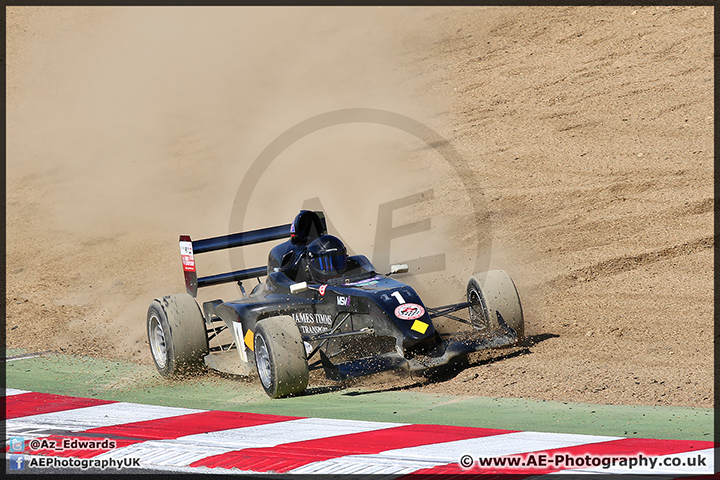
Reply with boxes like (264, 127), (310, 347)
(318, 312), (519, 381)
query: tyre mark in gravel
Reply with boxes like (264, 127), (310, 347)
(548, 236), (714, 288)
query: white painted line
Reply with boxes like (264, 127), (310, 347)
(4, 388), (31, 396)
(4, 353), (51, 362)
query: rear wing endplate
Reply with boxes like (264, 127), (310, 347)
(179, 223), (291, 297)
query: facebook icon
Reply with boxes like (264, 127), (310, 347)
(9, 454), (25, 470)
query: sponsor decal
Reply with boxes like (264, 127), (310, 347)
(344, 275), (383, 286)
(292, 312), (332, 326)
(319, 284), (328, 296)
(233, 322), (248, 361)
(395, 303), (426, 321)
(179, 241), (195, 272)
(244, 329), (254, 352)
(298, 325), (331, 334)
(411, 319), (429, 334)
(337, 296), (351, 306)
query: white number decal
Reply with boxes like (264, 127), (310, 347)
(391, 291), (406, 304)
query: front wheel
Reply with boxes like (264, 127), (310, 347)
(467, 270), (524, 342)
(254, 316), (309, 398)
(147, 294), (209, 377)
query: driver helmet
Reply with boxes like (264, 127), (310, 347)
(306, 235), (347, 281)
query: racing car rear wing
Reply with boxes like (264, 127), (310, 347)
(179, 223), (292, 297)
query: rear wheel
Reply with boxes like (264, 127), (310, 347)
(254, 316), (309, 398)
(467, 270), (524, 342)
(147, 294), (209, 376)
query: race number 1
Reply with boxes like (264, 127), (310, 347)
(391, 291), (406, 304)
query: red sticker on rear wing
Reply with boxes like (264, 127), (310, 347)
(178, 223), (293, 298)
(179, 235), (198, 297)
(179, 240), (195, 272)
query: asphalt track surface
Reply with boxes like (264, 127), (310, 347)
(4, 350), (715, 475)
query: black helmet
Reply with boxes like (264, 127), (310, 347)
(306, 235), (347, 281)
(290, 210), (326, 245)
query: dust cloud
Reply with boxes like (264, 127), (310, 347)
(7, 7), (480, 362)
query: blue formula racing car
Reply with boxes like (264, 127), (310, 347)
(146, 210), (524, 398)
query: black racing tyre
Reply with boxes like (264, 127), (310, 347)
(147, 294), (209, 377)
(254, 315), (309, 398)
(467, 270), (524, 342)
